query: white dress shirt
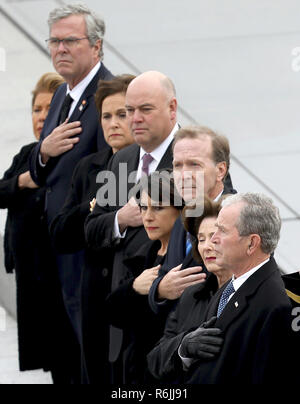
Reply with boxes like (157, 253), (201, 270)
(214, 189), (224, 202)
(229, 258), (270, 301)
(135, 123), (179, 182)
(67, 61), (101, 117)
(113, 123), (180, 239)
(39, 62), (101, 167)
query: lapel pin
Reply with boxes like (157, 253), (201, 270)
(79, 100), (87, 111)
(235, 301), (239, 308)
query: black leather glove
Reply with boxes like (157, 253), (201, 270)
(180, 316), (223, 360)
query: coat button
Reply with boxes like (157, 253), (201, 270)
(102, 268), (109, 278)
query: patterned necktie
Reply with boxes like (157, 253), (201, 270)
(217, 280), (235, 317)
(59, 93), (73, 124)
(142, 153), (154, 176)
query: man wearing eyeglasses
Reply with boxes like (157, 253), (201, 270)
(29, 3), (113, 384)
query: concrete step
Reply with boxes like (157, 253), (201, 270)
(0, 310), (52, 384)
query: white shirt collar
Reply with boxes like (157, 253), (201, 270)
(66, 61), (101, 116)
(232, 258), (270, 293)
(214, 189), (224, 202)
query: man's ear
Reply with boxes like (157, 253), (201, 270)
(247, 234), (261, 255)
(169, 97), (177, 121)
(216, 161), (227, 183)
(93, 39), (102, 58)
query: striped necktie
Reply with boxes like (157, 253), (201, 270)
(142, 153), (154, 176)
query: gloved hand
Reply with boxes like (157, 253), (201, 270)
(180, 316), (223, 360)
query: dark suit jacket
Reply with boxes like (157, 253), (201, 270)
(30, 63), (113, 224)
(85, 141), (174, 368)
(149, 184), (237, 315)
(29, 64), (113, 341)
(147, 273), (218, 382)
(185, 258), (297, 384)
(50, 147), (113, 253)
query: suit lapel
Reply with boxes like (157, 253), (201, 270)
(68, 64), (114, 123)
(156, 141), (173, 170)
(69, 67), (101, 122)
(206, 286), (223, 319)
(181, 247), (194, 268)
(214, 259), (278, 333)
(222, 182), (237, 196)
(126, 145), (141, 194)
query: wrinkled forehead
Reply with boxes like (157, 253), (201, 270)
(173, 136), (213, 160)
(218, 203), (242, 227)
(198, 215), (218, 233)
(50, 14), (86, 36)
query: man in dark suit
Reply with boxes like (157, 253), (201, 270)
(85, 70), (180, 383)
(181, 193), (297, 384)
(29, 4), (113, 381)
(149, 126), (236, 315)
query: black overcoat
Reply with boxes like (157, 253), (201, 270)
(185, 258), (297, 384)
(0, 142), (70, 372)
(85, 142), (174, 383)
(147, 273), (218, 382)
(50, 147), (113, 385)
(106, 240), (167, 384)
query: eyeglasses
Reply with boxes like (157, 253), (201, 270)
(45, 37), (89, 50)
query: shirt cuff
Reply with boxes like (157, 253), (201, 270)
(38, 153), (47, 167)
(113, 210), (127, 239)
(178, 344), (195, 371)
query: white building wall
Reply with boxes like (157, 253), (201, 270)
(1, 0), (300, 313)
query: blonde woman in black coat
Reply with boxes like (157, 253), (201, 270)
(0, 73), (81, 384)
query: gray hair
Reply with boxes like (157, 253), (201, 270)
(48, 3), (105, 60)
(221, 193), (281, 254)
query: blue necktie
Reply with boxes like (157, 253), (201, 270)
(217, 280), (235, 317)
(186, 234), (192, 256)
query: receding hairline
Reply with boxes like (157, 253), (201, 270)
(173, 130), (214, 156)
(127, 71), (176, 100)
